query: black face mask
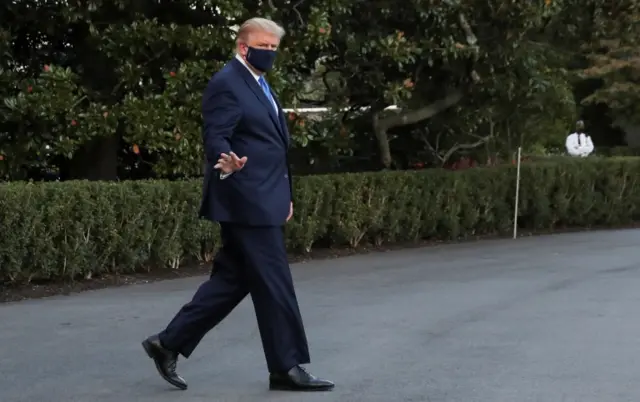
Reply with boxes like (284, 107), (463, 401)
(246, 46), (277, 72)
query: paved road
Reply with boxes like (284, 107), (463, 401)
(2, 229), (640, 402)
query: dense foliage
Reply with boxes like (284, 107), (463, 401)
(1, 1), (639, 180)
(576, 0), (640, 147)
(1, 157), (639, 284)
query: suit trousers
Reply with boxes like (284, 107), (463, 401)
(158, 222), (311, 373)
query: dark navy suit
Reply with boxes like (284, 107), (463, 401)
(158, 57), (310, 373)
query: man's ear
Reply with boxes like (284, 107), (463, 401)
(238, 43), (248, 56)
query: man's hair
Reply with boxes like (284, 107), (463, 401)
(236, 17), (286, 42)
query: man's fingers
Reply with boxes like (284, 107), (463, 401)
(286, 202), (293, 222)
(218, 152), (246, 171)
(215, 159), (229, 171)
(229, 152), (247, 168)
(229, 152), (247, 161)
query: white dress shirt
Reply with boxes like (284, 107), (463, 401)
(565, 132), (594, 157)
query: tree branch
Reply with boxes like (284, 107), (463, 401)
(458, 12), (478, 46)
(292, 0), (308, 26)
(421, 129), (445, 163)
(383, 90), (464, 128)
(424, 136), (444, 163)
(423, 132), (492, 166)
(370, 12), (481, 169)
(373, 90), (464, 168)
(440, 135), (492, 165)
(321, 69), (335, 93)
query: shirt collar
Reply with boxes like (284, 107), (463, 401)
(235, 53), (261, 82)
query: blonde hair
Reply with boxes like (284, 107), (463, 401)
(236, 17), (285, 42)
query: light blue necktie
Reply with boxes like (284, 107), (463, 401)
(258, 76), (277, 113)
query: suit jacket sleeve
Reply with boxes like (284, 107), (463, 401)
(202, 79), (242, 164)
(287, 162), (293, 202)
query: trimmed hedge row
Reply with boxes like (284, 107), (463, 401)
(1, 157), (640, 284)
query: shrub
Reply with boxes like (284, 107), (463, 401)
(607, 146), (640, 157)
(1, 157), (639, 284)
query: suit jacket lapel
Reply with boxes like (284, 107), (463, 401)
(271, 93), (290, 147)
(231, 59), (286, 143)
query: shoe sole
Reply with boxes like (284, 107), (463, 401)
(142, 340), (188, 391)
(269, 383), (335, 392)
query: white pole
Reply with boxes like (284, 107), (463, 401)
(513, 147), (522, 239)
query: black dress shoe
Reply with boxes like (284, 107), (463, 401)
(269, 365), (335, 391)
(142, 334), (188, 390)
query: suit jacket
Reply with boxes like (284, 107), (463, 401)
(199, 57), (293, 226)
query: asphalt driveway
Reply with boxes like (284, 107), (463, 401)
(1, 229), (639, 402)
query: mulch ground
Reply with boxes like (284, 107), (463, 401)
(2, 225), (638, 303)
(0, 241), (436, 303)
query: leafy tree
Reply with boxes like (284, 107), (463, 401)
(1, 0), (637, 179)
(275, 0), (636, 167)
(575, 1), (640, 146)
(265, 1), (566, 167)
(0, 0), (343, 179)
(0, 0), (247, 179)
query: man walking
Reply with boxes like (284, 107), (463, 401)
(141, 17), (334, 392)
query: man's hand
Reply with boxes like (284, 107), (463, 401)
(214, 152), (247, 174)
(286, 202), (293, 222)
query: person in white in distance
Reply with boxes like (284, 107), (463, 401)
(565, 120), (594, 157)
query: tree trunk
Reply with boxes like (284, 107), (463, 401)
(373, 90), (465, 168)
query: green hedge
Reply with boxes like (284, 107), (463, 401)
(2, 157), (640, 284)
(607, 146), (640, 157)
